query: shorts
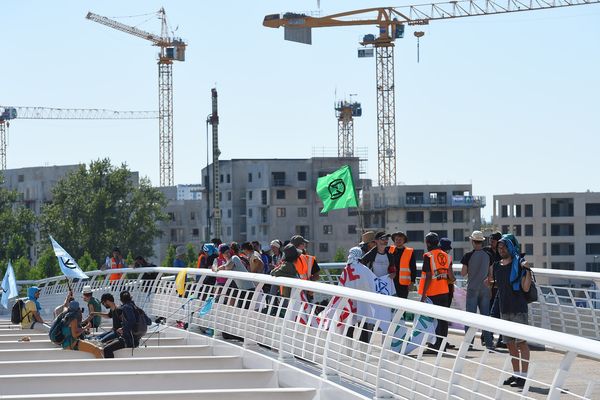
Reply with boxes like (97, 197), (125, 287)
(500, 312), (528, 343)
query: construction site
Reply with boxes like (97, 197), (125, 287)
(1, 1), (599, 262)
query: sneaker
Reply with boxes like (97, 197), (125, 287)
(503, 376), (518, 386)
(511, 377), (526, 388)
(423, 348), (439, 355)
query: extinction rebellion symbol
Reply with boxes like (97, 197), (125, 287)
(328, 179), (346, 200)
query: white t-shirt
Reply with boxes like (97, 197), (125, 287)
(372, 252), (389, 278)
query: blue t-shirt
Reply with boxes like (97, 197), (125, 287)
(173, 258), (186, 268)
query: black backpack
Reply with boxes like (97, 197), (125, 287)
(10, 299), (29, 324)
(124, 304), (151, 339)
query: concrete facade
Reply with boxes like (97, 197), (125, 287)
(493, 192), (600, 272)
(201, 157), (362, 261)
(361, 184), (485, 262)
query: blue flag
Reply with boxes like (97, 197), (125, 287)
(1, 261), (18, 309)
(49, 235), (89, 280)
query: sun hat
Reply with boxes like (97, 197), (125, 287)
(82, 285), (93, 295)
(469, 230), (485, 242)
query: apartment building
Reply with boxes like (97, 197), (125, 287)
(493, 192), (600, 272)
(361, 183), (485, 262)
(201, 157), (362, 261)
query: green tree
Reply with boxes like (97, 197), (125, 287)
(78, 251), (98, 272)
(0, 174), (36, 274)
(30, 247), (60, 280)
(162, 244), (175, 268)
(39, 159), (167, 265)
(334, 247), (347, 262)
(185, 243), (197, 267)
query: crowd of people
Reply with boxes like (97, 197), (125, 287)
(16, 229), (533, 387)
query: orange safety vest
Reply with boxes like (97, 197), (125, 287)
(109, 257), (124, 281)
(197, 254), (206, 268)
(418, 249), (450, 297)
(390, 246), (413, 286)
(293, 254), (315, 280)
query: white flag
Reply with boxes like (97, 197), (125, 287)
(390, 298), (438, 355)
(1, 261), (18, 309)
(49, 235), (89, 280)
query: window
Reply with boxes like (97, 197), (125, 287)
(258, 172), (261, 179)
(192, 228), (199, 237)
(218, 192), (222, 202)
(276, 208), (286, 217)
(543, 243), (547, 256)
(298, 190), (307, 200)
(453, 210), (464, 223)
(514, 225), (522, 236)
(248, 191), (253, 200)
(227, 191), (232, 201)
(502, 225), (510, 234)
(453, 229), (464, 242)
(272, 172), (286, 186)
(453, 248), (464, 261)
(586, 224), (600, 235)
(17, 175), (24, 183)
(542, 198), (547, 217)
(433, 230), (448, 239)
(168, 212), (176, 221)
(348, 209), (358, 216)
(251, 226), (256, 236)
(227, 226), (232, 236)
(525, 204), (533, 217)
(298, 207), (308, 217)
(414, 249), (425, 260)
(501, 205), (509, 218)
(525, 224), (533, 236)
(227, 209), (232, 218)
(261, 190), (267, 205)
(320, 211), (328, 217)
(319, 243), (329, 253)
(276, 190), (286, 199)
(298, 171), (307, 181)
(296, 225), (310, 237)
(587, 263), (600, 272)
(227, 174), (230, 183)
(586, 203), (600, 216)
(260, 208), (268, 223)
(348, 225), (357, 235)
(515, 204), (522, 218)
(318, 171), (328, 177)
(406, 211), (424, 223)
(551, 243), (575, 256)
(170, 228), (183, 242)
(220, 174), (224, 183)
(248, 173), (253, 182)
(406, 192), (424, 205)
(525, 244), (533, 255)
(190, 212), (196, 220)
(551, 262), (575, 270)
(248, 208), (253, 218)
(406, 230), (424, 242)
(551, 198), (574, 217)
(543, 223), (547, 236)
(551, 223), (574, 236)
(430, 211), (448, 223)
(586, 243), (600, 255)
(323, 225), (333, 235)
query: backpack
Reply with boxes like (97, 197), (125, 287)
(124, 304), (151, 339)
(49, 312), (68, 344)
(10, 299), (28, 324)
(239, 255), (251, 271)
(523, 269), (538, 304)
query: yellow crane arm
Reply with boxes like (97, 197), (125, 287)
(265, 0), (600, 31)
(86, 11), (169, 46)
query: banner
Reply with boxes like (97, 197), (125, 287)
(1, 261), (18, 309)
(316, 165), (358, 213)
(49, 235), (89, 280)
(390, 299), (438, 355)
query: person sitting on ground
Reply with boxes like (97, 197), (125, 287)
(61, 300), (103, 358)
(91, 293), (122, 343)
(81, 285), (102, 331)
(22, 286), (49, 332)
(103, 291), (146, 358)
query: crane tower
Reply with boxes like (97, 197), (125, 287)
(208, 89), (221, 239)
(263, 0), (600, 186)
(335, 100), (361, 158)
(86, 9), (186, 187)
(0, 106), (157, 173)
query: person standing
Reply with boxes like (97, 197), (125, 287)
(359, 231), (376, 255)
(173, 246), (187, 268)
(290, 235), (320, 283)
(494, 235), (532, 388)
(360, 232), (395, 280)
(389, 231), (417, 299)
(103, 247), (127, 282)
(418, 232), (451, 352)
(485, 231), (506, 347)
(439, 238), (456, 308)
(460, 230), (494, 349)
(241, 242), (264, 273)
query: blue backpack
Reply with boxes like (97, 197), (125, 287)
(49, 312), (68, 344)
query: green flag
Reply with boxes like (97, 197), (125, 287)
(316, 165), (358, 213)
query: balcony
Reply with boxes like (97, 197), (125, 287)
(271, 178), (288, 187)
(372, 195), (486, 209)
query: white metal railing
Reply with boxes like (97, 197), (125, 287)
(12, 267), (600, 400)
(318, 263), (600, 340)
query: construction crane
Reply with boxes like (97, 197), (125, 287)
(0, 106), (158, 172)
(86, 9), (186, 187)
(335, 99), (362, 158)
(264, 0), (600, 186)
(207, 89), (221, 239)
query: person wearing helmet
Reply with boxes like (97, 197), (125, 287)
(418, 232), (452, 353)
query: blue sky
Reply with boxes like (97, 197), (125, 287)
(3, 1), (599, 219)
